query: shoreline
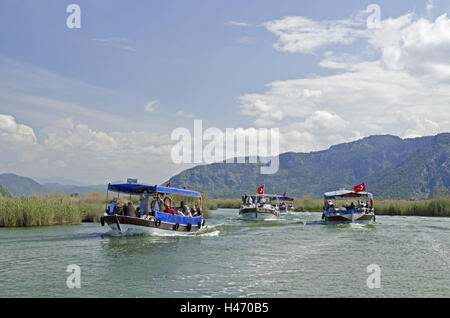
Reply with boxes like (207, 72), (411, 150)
(0, 193), (449, 228)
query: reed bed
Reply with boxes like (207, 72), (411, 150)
(0, 194), (84, 227)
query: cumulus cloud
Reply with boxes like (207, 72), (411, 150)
(238, 9), (450, 150)
(0, 114), (174, 183)
(0, 114), (36, 144)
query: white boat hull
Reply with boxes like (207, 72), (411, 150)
(323, 211), (375, 225)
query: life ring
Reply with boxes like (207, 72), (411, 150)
(186, 223), (192, 232)
(173, 223), (179, 231)
(164, 196), (173, 208)
(100, 216), (105, 226)
(154, 219), (161, 228)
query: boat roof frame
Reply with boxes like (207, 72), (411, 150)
(107, 183), (202, 198)
(324, 189), (373, 200)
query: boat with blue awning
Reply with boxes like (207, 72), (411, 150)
(100, 182), (205, 234)
(277, 196), (295, 214)
(322, 189), (375, 224)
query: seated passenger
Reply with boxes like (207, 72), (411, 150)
(113, 199), (123, 215)
(163, 203), (175, 215)
(125, 201), (136, 217)
(191, 206), (198, 216)
(183, 204), (192, 217)
(107, 198), (117, 215)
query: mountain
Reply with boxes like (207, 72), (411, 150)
(0, 173), (48, 196)
(42, 183), (105, 195)
(166, 133), (450, 200)
(0, 173), (104, 196)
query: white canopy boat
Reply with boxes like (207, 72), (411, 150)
(322, 189), (375, 224)
(239, 193), (280, 220)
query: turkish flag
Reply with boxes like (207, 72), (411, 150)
(257, 185), (264, 194)
(283, 191), (286, 196)
(354, 182), (366, 193)
(166, 182), (171, 187)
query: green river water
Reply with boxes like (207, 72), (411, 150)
(0, 209), (449, 297)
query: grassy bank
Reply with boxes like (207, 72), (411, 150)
(0, 193), (104, 227)
(204, 196), (450, 217)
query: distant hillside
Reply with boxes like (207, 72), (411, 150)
(0, 173), (48, 196)
(0, 185), (12, 197)
(0, 173), (104, 196)
(42, 183), (105, 195)
(167, 133), (450, 200)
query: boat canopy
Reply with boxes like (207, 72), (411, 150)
(107, 183), (201, 197)
(276, 196), (294, 202)
(324, 189), (373, 200)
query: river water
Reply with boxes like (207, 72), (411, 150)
(1, 209), (449, 297)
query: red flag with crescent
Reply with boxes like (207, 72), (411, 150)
(354, 182), (366, 193)
(166, 182), (171, 187)
(283, 191), (286, 196)
(257, 185), (264, 194)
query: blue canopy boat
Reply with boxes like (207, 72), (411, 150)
(100, 182), (205, 234)
(277, 196), (295, 213)
(322, 189), (375, 224)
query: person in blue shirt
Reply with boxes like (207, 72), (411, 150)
(108, 198), (117, 215)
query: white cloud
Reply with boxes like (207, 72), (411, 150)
(91, 37), (137, 52)
(144, 100), (159, 112)
(227, 20), (251, 27)
(264, 16), (367, 53)
(239, 10), (450, 151)
(0, 114), (36, 144)
(175, 110), (194, 118)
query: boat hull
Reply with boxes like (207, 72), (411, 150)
(239, 207), (280, 220)
(323, 210), (375, 225)
(101, 214), (204, 234)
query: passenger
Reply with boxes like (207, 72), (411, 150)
(163, 202), (175, 215)
(113, 199), (123, 215)
(183, 204), (193, 217)
(139, 190), (150, 217)
(125, 201), (137, 217)
(349, 202), (356, 210)
(107, 198), (117, 215)
(151, 193), (164, 216)
(177, 201), (186, 216)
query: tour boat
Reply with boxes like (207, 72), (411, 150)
(239, 193), (280, 220)
(322, 189), (375, 224)
(278, 196), (295, 214)
(100, 182), (205, 234)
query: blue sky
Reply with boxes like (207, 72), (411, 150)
(0, 0), (449, 184)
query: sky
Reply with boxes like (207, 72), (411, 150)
(0, 0), (449, 185)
